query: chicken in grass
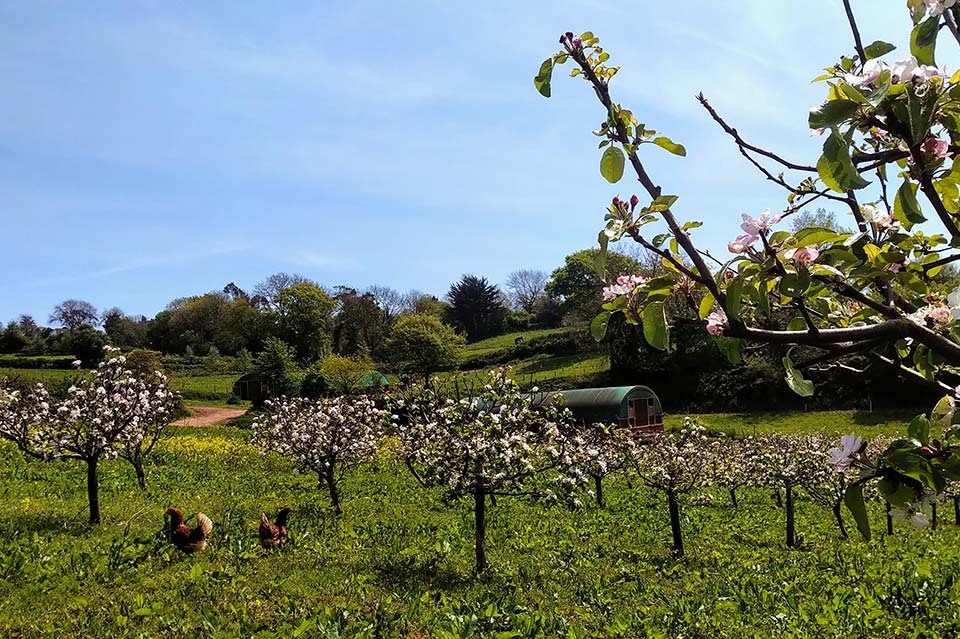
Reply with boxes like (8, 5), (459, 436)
(259, 507), (292, 549)
(165, 507), (213, 553)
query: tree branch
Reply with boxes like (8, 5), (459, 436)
(842, 0), (868, 62)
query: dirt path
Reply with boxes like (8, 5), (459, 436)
(173, 406), (248, 427)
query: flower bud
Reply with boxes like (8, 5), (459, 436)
(630, 194), (639, 210)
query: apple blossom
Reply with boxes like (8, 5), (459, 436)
(252, 394), (388, 515)
(827, 433), (864, 473)
(391, 369), (589, 571)
(924, 0), (958, 17)
(740, 209), (781, 235)
(922, 136), (952, 160)
(860, 203), (893, 227)
(783, 245), (820, 265)
(0, 346), (178, 524)
(706, 309), (727, 336)
(601, 274), (647, 301)
(844, 58), (887, 86)
(728, 233), (758, 254)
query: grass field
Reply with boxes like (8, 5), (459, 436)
(2, 413), (958, 637)
(463, 328), (574, 357)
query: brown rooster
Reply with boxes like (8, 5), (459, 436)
(165, 507), (213, 553)
(259, 507), (292, 549)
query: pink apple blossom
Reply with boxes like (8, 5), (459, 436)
(601, 274), (647, 301)
(783, 245), (820, 265)
(844, 58), (886, 86)
(861, 203), (893, 227)
(922, 137), (952, 160)
(705, 309), (727, 336)
(827, 433), (863, 472)
(924, 0), (958, 17)
(728, 234), (758, 254)
(740, 209), (781, 235)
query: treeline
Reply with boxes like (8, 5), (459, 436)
(0, 249), (631, 369)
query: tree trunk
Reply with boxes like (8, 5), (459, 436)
(773, 488), (783, 508)
(785, 484), (795, 548)
(489, 492), (497, 507)
(954, 496), (959, 526)
(886, 501), (894, 536)
(667, 491), (683, 558)
(832, 498), (848, 539)
(932, 502), (938, 531)
(474, 486), (487, 572)
(87, 457), (101, 525)
(729, 488), (738, 508)
(324, 470), (342, 516)
(132, 455), (147, 491)
(594, 474), (605, 509)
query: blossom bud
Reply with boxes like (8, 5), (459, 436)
(630, 194), (639, 210)
(572, 38), (582, 48)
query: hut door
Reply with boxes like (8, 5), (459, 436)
(630, 398), (650, 426)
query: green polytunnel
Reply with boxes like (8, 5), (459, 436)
(542, 386), (664, 434)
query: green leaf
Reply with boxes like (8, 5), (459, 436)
(793, 227), (843, 247)
(783, 354), (814, 397)
(698, 292), (715, 320)
(595, 232), (609, 278)
(648, 195), (678, 211)
(817, 132), (871, 193)
(844, 483), (871, 541)
(642, 302), (669, 351)
(591, 311), (611, 341)
(725, 277), (744, 318)
(864, 40), (896, 60)
(786, 317), (807, 332)
(651, 136), (686, 156)
(600, 146), (625, 183)
(808, 100), (860, 129)
(534, 58), (554, 98)
(907, 414), (930, 446)
(778, 269), (812, 298)
(715, 336), (742, 365)
(911, 16), (938, 66)
(894, 180), (925, 229)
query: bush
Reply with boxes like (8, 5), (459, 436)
(0, 355), (77, 370)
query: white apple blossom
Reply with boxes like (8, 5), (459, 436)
(252, 394), (388, 515)
(390, 369), (589, 571)
(0, 346), (178, 524)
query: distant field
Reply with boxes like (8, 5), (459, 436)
(665, 410), (916, 439)
(0, 368), (246, 407)
(0, 368), (78, 384)
(464, 327), (574, 357)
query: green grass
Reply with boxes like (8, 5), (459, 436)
(167, 373), (243, 404)
(0, 367), (79, 385)
(668, 410), (917, 439)
(0, 368), (248, 407)
(464, 328), (574, 357)
(3, 416), (959, 637)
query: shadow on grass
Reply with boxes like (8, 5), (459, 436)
(373, 554), (471, 592)
(849, 410), (915, 426)
(0, 511), (96, 536)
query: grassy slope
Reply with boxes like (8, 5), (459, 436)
(463, 327), (575, 357)
(1, 417), (957, 637)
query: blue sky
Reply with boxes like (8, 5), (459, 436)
(0, 1), (926, 323)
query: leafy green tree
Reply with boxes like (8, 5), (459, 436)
(274, 284), (336, 363)
(788, 208), (848, 234)
(382, 314), (464, 380)
(0, 323), (30, 354)
(319, 355), (375, 396)
(254, 337), (302, 401)
(103, 308), (150, 350)
(445, 275), (506, 341)
(332, 287), (392, 356)
(546, 249), (639, 325)
(408, 293), (449, 319)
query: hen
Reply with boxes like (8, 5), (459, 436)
(259, 507), (292, 549)
(165, 507), (213, 553)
